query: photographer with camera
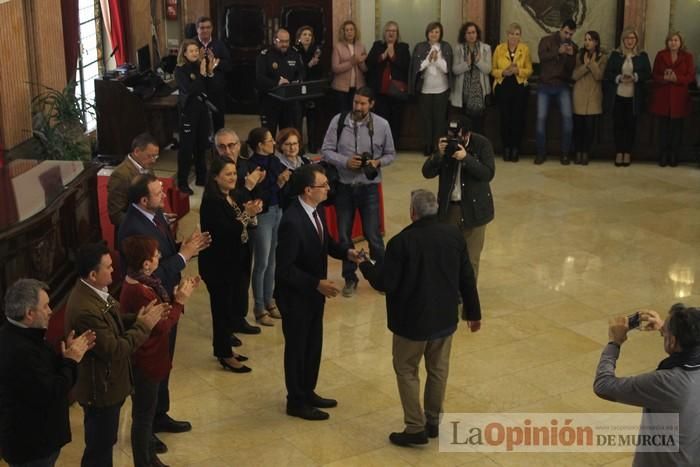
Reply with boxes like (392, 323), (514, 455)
(421, 117), (494, 281)
(321, 86), (396, 297)
(594, 305), (700, 466)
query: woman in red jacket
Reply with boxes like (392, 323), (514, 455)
(650, 31), (695, 167)
(120, 235), (200, 467)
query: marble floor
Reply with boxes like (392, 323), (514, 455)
(48, 116), (700, 466)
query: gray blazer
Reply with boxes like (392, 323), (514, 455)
(450, 42), (492, 108)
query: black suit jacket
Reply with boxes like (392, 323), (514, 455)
(274, 198), (347, 312)
(198, 193), (251, 285)
(118, 204), (185, 298)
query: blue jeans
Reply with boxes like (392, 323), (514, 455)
(251, 205), (282, 316)
(536, 84), (573, 156)
(335, 183), (385, 281)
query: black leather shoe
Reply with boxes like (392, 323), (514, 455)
(560, 154), (571, 165)
(286, 405), (329, 421)
(389, 430), (429, 446)
(234, 353), (248, 362)
(308, 393), (337, 408)
(151, 433), (167, 454)
(178, 185), (194, 195)
(219, 358), (252, 373)
(150, 454), (170, 467)
(502, 147), (511, 161)
(425, 423), (439, 439)
(153, 414), (192, 433)
(534, 154), (545, 165)
(237, 321), (261, 335)
(511, 148), (519, 162)
(230, 335), (242, 347)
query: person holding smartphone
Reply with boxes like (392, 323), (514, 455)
(294, 26), (323, 153)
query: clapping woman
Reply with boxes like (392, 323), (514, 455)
(174, 38), (218, 194)
(199, 156), (261, 372)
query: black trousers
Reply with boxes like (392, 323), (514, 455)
(613, 95), (636, 153)
(155, 323), (177, 417)
(81, 401), (124, 467)
(657, 116), (683, 157)
(280, 301), (324, 408)
(573, 114), (598, 153)
(260, 95), (301, 137)
(375, 94), (405, 148)
(418, 91), (449, 153)
(205, 275), (250, 358)
(178, 105), (210, 186)
(334, 88), (355, 114)
(495, 78), (528, 151)
(302, 100), (320, 152)
(131, 368), (159, 467)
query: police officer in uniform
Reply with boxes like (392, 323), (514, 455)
(256, 28), (305, 136)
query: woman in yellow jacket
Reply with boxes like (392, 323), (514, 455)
(491, 23), (533, 162)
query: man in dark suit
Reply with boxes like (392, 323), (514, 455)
(194, 16), (232, 133)
(275, 164), (360, 420)
(118, 174), (210, 438)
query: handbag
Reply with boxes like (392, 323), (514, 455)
(387, 79), (409, 101)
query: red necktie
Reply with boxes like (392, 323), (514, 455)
(313, 210), (323, 241)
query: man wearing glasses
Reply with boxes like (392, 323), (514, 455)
(275, 164), (361, 420)
(107, 133), (160, 244)
(213, 128), (266, 203)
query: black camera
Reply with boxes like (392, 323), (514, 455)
(445, 119), (466, 157)
(359, 152), (379, 180)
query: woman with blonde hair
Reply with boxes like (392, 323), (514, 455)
(491, 22), (532, 162)
(174, 38), (217, 193)
(331, 20), (367, 112)
(603, 27), (651, 167)
(366, 21), (411, 147)
(650, 31), (695, 167)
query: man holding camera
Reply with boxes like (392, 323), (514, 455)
(321, 86), (396, 297)
(535, 19), (578, 165)
(422, 117), (494, 280)
(594, 305), (700, 466)
(359, 189), (481, 446)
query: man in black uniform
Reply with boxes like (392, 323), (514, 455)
(195, 16), (232, 133)
(256, 28), (305, 136)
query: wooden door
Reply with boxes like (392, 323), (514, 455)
(212, 0), (333, 114)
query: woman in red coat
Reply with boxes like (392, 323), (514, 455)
(650, 31), (695, 167)
(120, 235), (200, 467)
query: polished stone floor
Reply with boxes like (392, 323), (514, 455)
(50, 116), (700, 466)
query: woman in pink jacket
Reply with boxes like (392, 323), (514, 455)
(331, 20), (367, 112)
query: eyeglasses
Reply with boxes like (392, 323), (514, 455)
(216, 142), (240, 151)
(283, 142), (299, 147)
(264, 139), (275, 144)
(310, 182), (330, 189)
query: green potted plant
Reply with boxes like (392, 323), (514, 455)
(31, 81), (93, 161)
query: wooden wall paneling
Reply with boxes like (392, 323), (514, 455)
(0, 1), (33, 149)
(186, 0), (210, 24)
(128, 0), (153, 64)
(29, 0), (67, 92)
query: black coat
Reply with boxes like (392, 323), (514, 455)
(360, 216), (481, 340)
(118, 205), (185, 299)
(422, 132), (495, 228)
(174, 61), (210, 113)
(366, 41), (411, 91)
(0, 324), (77, 464)
(603, 50), (652, 115)
(274, 199), (347, 313)
(198, 193), (252, 285)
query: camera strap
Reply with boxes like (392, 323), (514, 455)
(352, 113), (375, 157)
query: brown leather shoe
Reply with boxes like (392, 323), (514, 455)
(256, 314), (275, 326)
